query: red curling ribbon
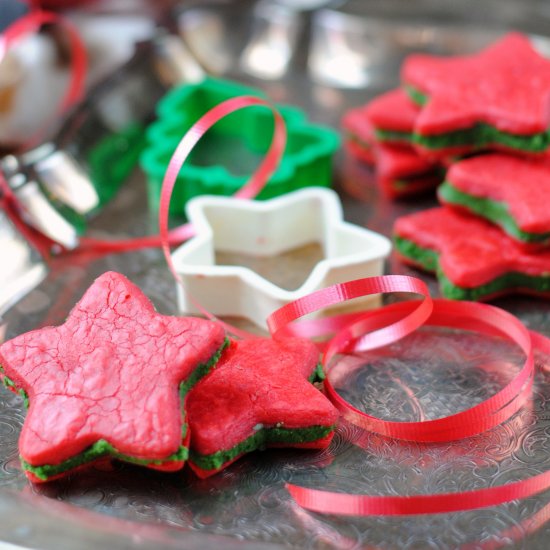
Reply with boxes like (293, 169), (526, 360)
(268, 275), (433, 353)
(0, 10), (87, 149)
(157, 95), (286, 279)
(273, 275), (550, 515)
(47, 95), (285, 261)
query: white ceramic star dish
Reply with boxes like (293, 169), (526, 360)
(171, 187), (391, 329)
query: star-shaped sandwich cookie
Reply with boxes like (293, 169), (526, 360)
(439, 154), (550, 246)
(394, 207), (550, 301)
(186, 337), (339, 478)
(0, 271), (227, 482)
(402, 33), (550, 154)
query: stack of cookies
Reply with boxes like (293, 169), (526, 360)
(342, 88), (443, 199)
(346, 32), (550, 301)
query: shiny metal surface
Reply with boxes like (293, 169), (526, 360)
(33, 149), (100, 215)
(2, 1), (550, 549)
(14, 179), (79, 250)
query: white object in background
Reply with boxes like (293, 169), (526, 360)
(240, 1), (302, 80)
(0, 210), (46, 317)
(172, 187), (391, 330)
(0, 49), (23, 114)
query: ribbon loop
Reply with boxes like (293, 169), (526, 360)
(267, 275), (433, 350)
(284, 291), (550, 515)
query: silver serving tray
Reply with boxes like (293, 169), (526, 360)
(2, 1), (550, 548)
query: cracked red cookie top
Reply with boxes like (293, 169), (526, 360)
(402, 33), (550, 135)
(0, 271), (226, 468)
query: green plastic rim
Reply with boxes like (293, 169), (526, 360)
(140, 77), (340, 215)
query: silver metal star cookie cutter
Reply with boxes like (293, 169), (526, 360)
(172, 187), (391, 329)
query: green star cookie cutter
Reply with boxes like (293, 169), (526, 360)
(139, 77), (341, 215)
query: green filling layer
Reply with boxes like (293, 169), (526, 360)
(405, 85), (428, 107)
(439, 181), (550, 244)
(1, 337), (230, 481)
(190, 424), (335, 472)
(404, 87), (550, 152)
(375, 128), (414, 143)
(394, 235), (439, 272)
(308, 363), (325, 383)
(22, 439), (189, 481)
(394, 235), (550, 300)
(179, 337), (230, 397)
(0, 367), (29, 409)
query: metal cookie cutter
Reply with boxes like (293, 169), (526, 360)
(1, 144), (99, 250)
(172, 187), (392, 329)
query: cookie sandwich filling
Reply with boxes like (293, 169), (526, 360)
(438, 181), (550, 245)
(394, 235), (550, 301)
(405, 87), (550, 153)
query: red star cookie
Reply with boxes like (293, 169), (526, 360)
(394, 207), (550, 300)
(0, 271), (227, 481)
(364, 88), (422, 140)
(186, 337), (339, 478)
(439, 154), (550, 246)
(402, 33), (550, 153)
(342, 90), (440, 198)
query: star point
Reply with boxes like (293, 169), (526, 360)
(394, 207), (550, 300)
(402, 33), (550, 136)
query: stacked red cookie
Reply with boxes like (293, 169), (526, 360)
(0, 272), (338, 482)
(349, 32), (550, 300)
(342, 89), (443, 199)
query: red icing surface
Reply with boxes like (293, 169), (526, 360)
(342, 107), (376, 147)
(345, 136), (376, 165)
(376, 143), (435, 180)
(394, 208), (550, 287)
(364, 88), (421, 133)
(0, 272), (226, 467)
(187, 337), (338, 458)
(445, 154), (550, 233)
(402, 33), (550, 135)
